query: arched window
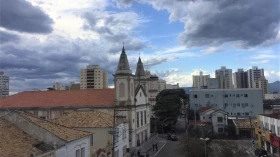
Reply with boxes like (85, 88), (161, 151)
(119, 83), (125, 98)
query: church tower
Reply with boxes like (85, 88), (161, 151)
(114, 46), (134, 105)
(134, 57), (148, 95)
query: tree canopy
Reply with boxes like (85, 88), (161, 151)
(152, 89), (187, 119)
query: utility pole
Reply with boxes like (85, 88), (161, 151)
(112, 108), (116, 157)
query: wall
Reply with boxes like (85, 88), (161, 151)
(190, 88), (263, 117)
(56, 136), (90, 157)
(76, 127), (112, 151)
(265, 93), (280, 100)
(211, 112), (227, 133)
(115, 123), (130, 157)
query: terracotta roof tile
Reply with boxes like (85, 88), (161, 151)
(0, 89), (115, 108)
(0, 119), (42, 157)
(52, 110), (113, 128)
(19, 112), (92, 141)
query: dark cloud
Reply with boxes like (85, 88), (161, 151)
(0, 31), (20, 43)
(178, 0), (280, 47)
(0, 0), (54, 34)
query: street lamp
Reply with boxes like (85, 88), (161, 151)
(200, 137), (209, 157)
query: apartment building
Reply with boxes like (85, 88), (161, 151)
(207, 78), (219, 89)
(146, 71), (159, 106)
(233, 69), (249, 88)
(258, 77), (269, 96)
(166, 83), (180, 89)
(255, 113), (280, 156)
(158, 79), (166, 92)
(248, 66), (265, 88)
(80, 65), (108, 89)
(53, 82), (66, 90)
(215, 66), (233, 89)
(0, 72), (9, 98)
(193, 71), (210, 89)
(190, 88), (263, 117)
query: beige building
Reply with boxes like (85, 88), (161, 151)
(158, 79), (166, 92)
(215, 66), (233, 89)
(255, 77), (268, 97)
(166, 83), (180, 89)
(0, 72), (9, 98)
(80, 65), (108, 89)
(192, 71), (210, 89)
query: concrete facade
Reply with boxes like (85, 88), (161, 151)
(207, 78), (219, 89)
(190, 88), (263, 117)
(247, 66), (264, 88)
(0, 72), (9, 98)
(158, 79), (166, 92)
(193, 71), (210, 89)
(233, 69), (248, 88)
(215, 66), (233, 89)
(80, 65), (108, 89)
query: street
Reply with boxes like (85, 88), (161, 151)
(154, 139), (181, 157)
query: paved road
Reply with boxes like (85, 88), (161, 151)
(154, 140), (181, 157)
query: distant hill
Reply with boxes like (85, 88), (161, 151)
(268, 81), (280, 93)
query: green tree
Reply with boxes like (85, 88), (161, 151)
(210, 140), (248, 157)
(152, 89), (187, 119)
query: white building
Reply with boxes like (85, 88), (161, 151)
(190, 88), (263, 117)
(215, 66), (233, 89)
(193, 71), (210, 89)
(0, 72), (9, 98)
(53, 82), (66, 90)
(158, 79), (166, 92)
(80, 65), (108, 89)
(265, 93), (280, 100)
(166, 83), (180, 89)
(248, 66), (265, 88)
(198, 107), (228, 134)
(207, 78), (219, 89)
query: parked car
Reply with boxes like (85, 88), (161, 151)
(167, 133), (178, 141)
(254, 148), (268, 157)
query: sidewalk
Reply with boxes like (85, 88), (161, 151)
(144, 137), (167, 157)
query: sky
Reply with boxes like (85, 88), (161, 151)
(0, 0), (279, 94)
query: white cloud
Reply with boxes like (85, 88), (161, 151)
(201, 47), (222, 54)
(250, 60), (269, 64)
(264, 70), (280, 82)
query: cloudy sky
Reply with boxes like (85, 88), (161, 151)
(0, 0), (279, 94)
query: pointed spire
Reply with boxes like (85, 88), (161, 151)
(135, 56), (145, 78)
(116, 45), (132, 74)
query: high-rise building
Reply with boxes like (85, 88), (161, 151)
(207, 78), (219, 89)
(215, 66), (233, 89)
(80, 65), (108, 89)
(158, 79), (166, 92)
(0, 72), (9, 98)
(256, 77), (268, 97)
(53, 82), (66, 90)
(233, 69), (249, 88)
(247, 66), (265, 88)
(193, 71), (210, 89)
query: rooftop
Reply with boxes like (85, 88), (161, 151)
(51, 110), (113, 128)
(0, 119), (42, 157)
(19, 111), (92, 141)
(232, 119), (257, 129)
(0, 89), (115, 109)
(198, 106), (213, 113)
(261, 113), (280, 120)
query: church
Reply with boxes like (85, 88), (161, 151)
(113, 45), (152, 149)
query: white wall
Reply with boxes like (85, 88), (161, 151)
(190, 88), (263, 117)
(56, 136), (90, 157)
(115, 123), (129, 157)
(265, 93), (280, 100)
(211, 112), (228, 134)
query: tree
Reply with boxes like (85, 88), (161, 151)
(210, 140), (248, 157)
(152, 89), (187, 119)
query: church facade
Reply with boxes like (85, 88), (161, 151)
(113, 46), (151, 149)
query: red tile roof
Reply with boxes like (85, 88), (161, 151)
(0, 89), (115, 109)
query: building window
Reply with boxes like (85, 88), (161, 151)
(205, 94), (209, 98)
(237, 103), (240, 107)
(90, 135), (94, 146)
(245, 112), (249, 116)
(224, 94), (228, 98)
(217, 117), (223, 122)
(203, 117), (205, 119)
(271, 125), (276, 134)
(141, 111), (143, 126)
(245, 103), (248, 107)
(237, 112), (241, 116)
(209, 116), (211, 119)
(218, 128), (224, 133)
(76, 149), (81, 157)
(236, 94), (239, 97)
(244, 94), (248, 97)
(119, 83), (125, 97)
(81, 147), (85, 157)
(131, 83), (134, 96)
(224, 103), (228, 107)
(144, 111), (147, 124)
(193, 95), (198, 98)
(137, 112), (139, 128)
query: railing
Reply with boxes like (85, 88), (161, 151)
(35, 151), (55, 157)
